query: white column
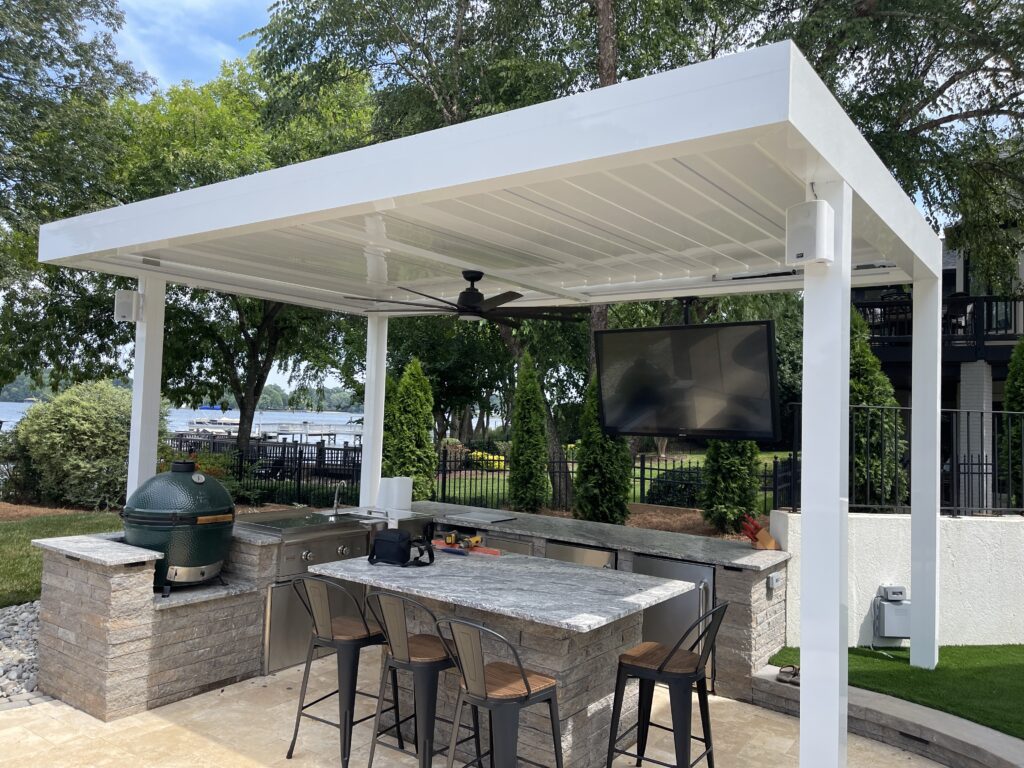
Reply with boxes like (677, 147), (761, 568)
(359, 315), (389, 507)
(911, 273), (941, 668)
(799, 180), (852, 768)
(126, 277), (166, 498)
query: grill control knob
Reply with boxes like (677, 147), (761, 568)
(337, 545), (351, 557)
(301, 550), (315, 562)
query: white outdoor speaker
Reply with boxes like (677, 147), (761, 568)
(785, 200), (835, 266)
(114, 289), (141, 322)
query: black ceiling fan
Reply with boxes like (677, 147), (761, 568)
(342, 270), (588, 327)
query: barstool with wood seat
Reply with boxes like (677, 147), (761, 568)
(366, 591), (480, 768)
(437, 618), (564, 768)
(286, 576), (401, 768)
(606, 603), (729, 768)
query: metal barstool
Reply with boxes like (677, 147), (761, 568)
(437, 618), (564, 768)
(606, 603), (728, 768)
(366, 592), (481, 768)
(286, 576), (401, 768)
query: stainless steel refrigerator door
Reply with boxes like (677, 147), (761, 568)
(632, 554), (715, 681)
(544, 540), (617, 569)
(485, 534), (533, 555)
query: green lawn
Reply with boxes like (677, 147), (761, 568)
(0, 513), (122, 608)
(770, 645), (1024, 739)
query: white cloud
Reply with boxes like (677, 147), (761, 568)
(115, 0), (267, 86)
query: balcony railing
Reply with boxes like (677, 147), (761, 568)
(854, 296), (1024, 355)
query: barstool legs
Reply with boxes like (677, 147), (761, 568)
(696, 679), (714, 768)
(636, 678), (655, 766)
(412, 666), (442, 767)
(547, 695), (564, 768)
(287, 635), (316, 759)
(606, 667), (628, 768)
(337, 645), (362, 768)
(667, 681), (693, 768)
(446, 689), (465, 768)
(489, 703), (521, 768)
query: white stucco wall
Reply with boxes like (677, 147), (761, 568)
(771, 510), (1024, 647)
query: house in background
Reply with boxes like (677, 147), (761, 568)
(853, 238), (1024, 511)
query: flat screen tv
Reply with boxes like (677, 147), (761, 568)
(595, 321), (779, 440)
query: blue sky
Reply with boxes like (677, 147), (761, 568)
(115, 0), (270, 87)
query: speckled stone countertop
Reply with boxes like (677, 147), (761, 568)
(152, 577), (261, 609)
(32, 534), (163, 566)
(310, 552), (692, 633)
(412, 501), (789, 572)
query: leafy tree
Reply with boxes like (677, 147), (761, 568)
(573, 377), (632, 524)
(381, 360), (437, 500)
(756, 1), (1024, 289)
(0, 58), (373, 453)
(3, 380), (165, 508)
(849, 309), (908, 507)
(0, 0), (148, 239)
(700, 439), (759, 532)
(258, 384), (287, 410)
(509, 352), (551, 512)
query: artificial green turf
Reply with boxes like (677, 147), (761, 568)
(770, 645), (1024, 740)
(0, 513), (121, 608)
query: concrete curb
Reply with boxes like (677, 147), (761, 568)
(752, 665), (1024, 768)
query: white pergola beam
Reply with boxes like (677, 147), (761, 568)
(359, 315), (389, 507)
(799, 179), (852, 768)
(126, 277), (166, 497)
(910, 273), (942, 668)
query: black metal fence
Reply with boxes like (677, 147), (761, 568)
(166, 435), (361, 507)
(167, 402), (1024, 515)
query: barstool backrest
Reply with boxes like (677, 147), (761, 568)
(365, 591), (442, 663)
(291, 575), (372, 640)
(436, 618), (532, 701)
(662, 602), (729, 674)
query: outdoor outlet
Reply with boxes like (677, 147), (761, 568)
(767, 572), (783, 590)
(114, 289), (141, 323)
(785, 200), (835, 266)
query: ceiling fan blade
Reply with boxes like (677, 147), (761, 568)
(397, 286), (462, 310)
(341, 295), (446, 309)
(477, 291), (523, 312)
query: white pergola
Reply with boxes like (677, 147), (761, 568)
(39, 41), (941, 767)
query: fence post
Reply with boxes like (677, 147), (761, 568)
(638, 454), (647, 504)
(296, 447), (304, 504)
(439, 447), (448, 503)
(772, 457), (780, 510)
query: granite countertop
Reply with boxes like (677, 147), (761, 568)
(152, 577), (261, 610)
(32, 534), (163, 567)
(310, 552), (692, 633)
(412, 501), (789, 572)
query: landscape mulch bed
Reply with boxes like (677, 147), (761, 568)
(542, 503), (760, 541)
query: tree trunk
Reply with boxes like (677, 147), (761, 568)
(588, 303), (609, 372)
(593, 0), (618, 87)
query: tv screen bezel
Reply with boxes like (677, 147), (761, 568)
(594, 320), (781, 441)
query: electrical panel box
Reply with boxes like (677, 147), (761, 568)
(877, 599), (912, 639)
(114, 290), (141, 323)
(785, 200), (835, 266)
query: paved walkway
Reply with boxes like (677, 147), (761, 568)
(0, 651), (939, 767)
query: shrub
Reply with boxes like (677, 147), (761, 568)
(574, 378), (632, 524)
(1003, 336), (1024, 504)
(8, 381), (166, 509)
(381, 359), (436, 500)
(850, 309), (909, 507)
(509, 352), (551, 512)
(645, 465), (702, 508)
(699, 439), (759, 532)
(468, 450), (506, 471)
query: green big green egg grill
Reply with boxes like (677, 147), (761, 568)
(121, 460), (235, 596)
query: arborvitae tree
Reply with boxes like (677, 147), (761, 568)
(509, 352), (551, 512)
(700, 439), (760, 533)
(381, 359), (436, 500)
(1001, 337), (1024, 504)
(574, 377), (632, 524)
(849, 308), (908, 508)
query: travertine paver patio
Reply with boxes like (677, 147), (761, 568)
(0, 649), (939, 768)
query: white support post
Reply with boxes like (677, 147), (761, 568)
(910, 274), (941, 668)
(799, 180), (852, 768)
(126, 277), (166, 498)
(359, 315), (389, 507)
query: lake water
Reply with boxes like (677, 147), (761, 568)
(0, 401), (362, 437)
